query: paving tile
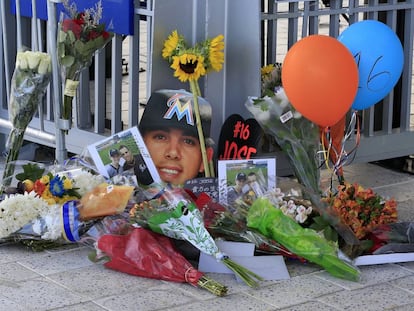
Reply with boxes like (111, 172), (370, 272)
(0, 295), (27, 311)
(396, 198), (414, 222)
(389, 275), (414, 293)
(0, 243), (47, 264)
(0, 278), (88, 310)
(167, 292), (277, 311)
(0, 262), (40, 282)
(51, 301), (108, 311)
(93, 282), (199, 311)
(47, 264), (162, 300)
(16, 247), (94, 275)
(242, 274), (343, 309)
(278, 300), (342, 311)
(315, 263), (414, 290)
(319, 283), (414, 310)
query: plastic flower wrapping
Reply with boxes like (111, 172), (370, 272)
(245, 64), (320, 195)
(58, 0), (113, 130)
(129, 186), (263, 288)
(0, 162), (133, 249)
(87, 216), (228, 296)
(1, 50), (52, 188)
(246, 64), (360, 246)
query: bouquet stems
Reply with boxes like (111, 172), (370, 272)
(2, 128), (25, 187)
(189, 79), (210, 177)
(222, 257), (263, 288)
(197, 275), (228, 296)
(1, 50), (51, 188)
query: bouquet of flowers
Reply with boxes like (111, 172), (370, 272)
(323, 183), (398, 240)
(246, 197), (361, 282)
(162, 30), (224, 177)
(89, 216), (228, 296)
(197, 189), (307, 260)
(1, 50), (52, 188)
(57, 0), (113, 130)
(313, 182), (398, 258)
(0, 162), (133, 249)
(245, 64), (320, 195)
(246, 64), (360, 245)
(129, 186), (263, 288)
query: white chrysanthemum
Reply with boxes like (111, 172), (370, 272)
(0, 192), (49, 239)
(72, 171), (106, 197)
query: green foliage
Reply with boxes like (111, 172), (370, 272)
(15, 163), (45, 182)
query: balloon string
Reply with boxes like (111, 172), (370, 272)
(331, 111), (361, 172)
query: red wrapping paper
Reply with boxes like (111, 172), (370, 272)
(97, 227), (203, 286)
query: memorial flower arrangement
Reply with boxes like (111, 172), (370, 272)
(58, 0), (113, 131)
(245, 63), (320, 196)
(322, 183), (398, 240)
(246, 63), (360, 246)
(129, 187), (263, 288)
(1, 50), (52, 188)
(0, 162), (128, 248)
(90, 217), (228, 296)
(162, 30), (224, 177)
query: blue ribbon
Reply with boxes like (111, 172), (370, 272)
(62, 200), (81, 242)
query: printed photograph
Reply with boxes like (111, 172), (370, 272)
(87, 127), (159, 185)
(217, 158), (276, 205)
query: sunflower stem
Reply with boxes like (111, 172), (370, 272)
(189, 79), (210, 177)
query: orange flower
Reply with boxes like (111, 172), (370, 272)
(323, 182), (398, 239)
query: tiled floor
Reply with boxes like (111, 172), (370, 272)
(0, 162), (414, 310)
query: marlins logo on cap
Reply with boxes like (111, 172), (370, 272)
(163, 93), (195, 126)
(139, 89), (212, 139)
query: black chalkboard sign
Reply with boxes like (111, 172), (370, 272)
(217, 114), (263, 160)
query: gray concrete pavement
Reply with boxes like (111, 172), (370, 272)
(0, 162), (414, 310)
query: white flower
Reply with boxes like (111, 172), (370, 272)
(66, 170), (105, 197)
(0, 192), (49, 239)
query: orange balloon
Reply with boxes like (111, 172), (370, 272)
(281, 35), (358, 127)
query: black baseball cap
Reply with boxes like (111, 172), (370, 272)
(109, 149), (120, 157)
(139, 89), (212, 139)
(236, 172), (247, 181)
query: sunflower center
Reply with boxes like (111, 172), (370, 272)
(180, 60), (198, 74)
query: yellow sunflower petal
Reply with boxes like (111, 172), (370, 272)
(162, 30), (180, 59)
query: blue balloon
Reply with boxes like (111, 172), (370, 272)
(338, 20), (404, 110)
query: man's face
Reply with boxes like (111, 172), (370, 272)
(111, 154), (121, 164)
(119, 147), (133, 162)
(143, 128), (203, 185)
(247, 175), (257, 185)
(235, 178), (246, 190)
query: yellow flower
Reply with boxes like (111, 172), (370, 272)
(261, 64), (275, 76)
(63, 178), (72, 190)
(207, 34), (224, 72)
(162, 30), (180, 59)
(171, 53), (206, 82)
(40, 175), (50, 184)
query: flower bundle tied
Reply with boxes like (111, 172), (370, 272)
(130, 187), (263, 288)
(57, 0), (113, 132)
(162, 30), (225, 177)
(1, 50), (51, 188)
(91, 217), (228, 296)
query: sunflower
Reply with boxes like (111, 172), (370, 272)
(207, 34), (224, 72)
(162, 30), (181, 59)
(171, 53), (206, 82)
(261, 64), (275, 76)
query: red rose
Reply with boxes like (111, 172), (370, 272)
(62, 19), (82, 39)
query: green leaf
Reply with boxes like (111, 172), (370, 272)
(15, 163), (45, 181)
(323, 225), (339, 242)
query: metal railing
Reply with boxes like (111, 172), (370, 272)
(1, 0), (414, 171)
